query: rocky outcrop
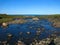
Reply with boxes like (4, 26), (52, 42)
(53, 21), (60, 28)
(32, 17), (39, 20)
(48, 18), (60, 28)
(30, 36), (60, 45)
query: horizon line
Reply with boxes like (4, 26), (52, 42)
(0, 13), (60, 15)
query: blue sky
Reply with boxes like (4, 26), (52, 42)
(0, 0), (60, 14)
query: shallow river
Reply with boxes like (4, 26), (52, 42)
(0, 19), (60, 45)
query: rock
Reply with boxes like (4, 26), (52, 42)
(7, 33), (12, 38)
(54, 36), (60, 45)
(17, 40), (25, 45)
(26, 32), (31, 35)
(36, 30), (40, 35)
(52, 20), (60, 28)
(2, 41), (7, 44)
(32, 17), (39, 20)
(2, 22), (8, 27)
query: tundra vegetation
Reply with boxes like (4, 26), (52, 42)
(0, 14), (60, 27)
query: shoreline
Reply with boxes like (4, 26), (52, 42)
(0, 14), (60, 28)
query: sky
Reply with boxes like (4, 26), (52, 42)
(0, 0), (60, 14)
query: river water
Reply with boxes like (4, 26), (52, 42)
(0, 19), (60, 45)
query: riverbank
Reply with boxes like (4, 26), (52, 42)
(47, 17), (60, 28)
(0, 14), (60, 28)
